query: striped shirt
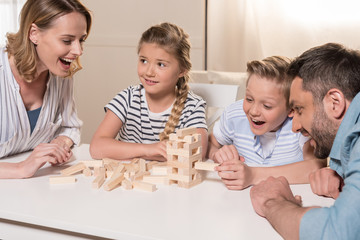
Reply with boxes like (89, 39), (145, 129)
(105, 84), (207, 143)
(0, 48), (82, 158)
(213, 99), (307, 167)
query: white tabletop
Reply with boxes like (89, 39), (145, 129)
(0, 144), (334, 240)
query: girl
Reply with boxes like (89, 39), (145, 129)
(0, 0), (92, 178)
(90, 23), (207, 161)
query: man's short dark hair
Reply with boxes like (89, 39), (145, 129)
(287, 43), (360, 104)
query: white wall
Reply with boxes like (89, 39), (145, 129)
(75, 0), (206, 143)
(207, 0), (360, 72)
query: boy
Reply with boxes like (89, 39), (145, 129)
(207, 56), (326, 190)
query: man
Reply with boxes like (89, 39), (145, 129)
(250, 43), (360, 240)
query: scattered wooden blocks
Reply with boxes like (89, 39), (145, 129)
(50, 127), (210, 191)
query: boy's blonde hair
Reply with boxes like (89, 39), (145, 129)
(246, 56), (291, 109)
(138, 22), (192, 141)
(6, 0), (92, 82)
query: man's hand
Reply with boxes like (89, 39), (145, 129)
(250, 176), (302, 217)
(309, 167), (343, 199)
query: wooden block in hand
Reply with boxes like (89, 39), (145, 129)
(194, 162), (219, 171)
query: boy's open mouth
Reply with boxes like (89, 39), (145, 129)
(252, 119), (265, 125)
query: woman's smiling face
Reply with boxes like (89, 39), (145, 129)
(31, 11), (88, 77)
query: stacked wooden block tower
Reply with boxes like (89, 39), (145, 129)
(166, 127), (203, 188)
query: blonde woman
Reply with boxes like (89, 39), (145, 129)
(90, 23), (207, 161)
(0, 0), (92, 178)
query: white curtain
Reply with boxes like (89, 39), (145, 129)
(0, 0), (26, 47)
(207, 0), (360, 72)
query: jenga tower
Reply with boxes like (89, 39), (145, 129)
(166, 127), (202, 188)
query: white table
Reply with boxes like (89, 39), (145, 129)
(0, 144), (334, 240)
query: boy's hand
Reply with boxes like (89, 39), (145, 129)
(309, 167), (343, 199)
(215, 158), (252, 190)
(213, 145), (242, 164)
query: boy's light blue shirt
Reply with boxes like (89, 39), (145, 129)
(213, 99), (305, 167)
(300, 92), (360, 240)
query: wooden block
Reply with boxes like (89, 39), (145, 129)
(103, 158), (119, 165)
(139, 158), (146, 172)
(49, 175), (77, 184)
(167, 148), (192, 157)
(178, 176), (202, 189)
(178, 167), (197, 176)
(193, 133), (201, 142)
(183, 140), (201, 150)
(183, 135), (195, 143)
(133, 181), (157, 192)
(167, 160), (192, 169)
(104, 173), (125, 191)
(103, 164), (126, 191)
(92, 167), (106, 189)
(104, 163), (116, 172)
(168, 173), (192, 182)
(143, 175), (170, 185)
(60, 162), (86, 176)
(106, 170), (113, 179)
(94, 166), (100, 177)
(169, 133), (178, 141)
(194, 162), (219, 171)
(130, 158), (140, 164)
(134, 171), (150, 181)
(125, 163), (139, 173)
(83, 167), (92, 177)
(121, 179), (133, 190)
(146, 161), (161, 171)
(80, 160), (103, 168)
(176, 127), (197, 137)
(152, 165), (168, 175)
(178, 152), (202, 163)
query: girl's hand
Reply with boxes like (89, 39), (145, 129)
(143, 141), (167, 160)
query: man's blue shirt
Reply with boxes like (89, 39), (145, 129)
(300, 92), (360, 239)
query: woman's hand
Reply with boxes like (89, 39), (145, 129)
(19, 143), (72, 178)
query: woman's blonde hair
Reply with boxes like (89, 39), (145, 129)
(138, 22), (192, 141)
(6, 0), (92, 82)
